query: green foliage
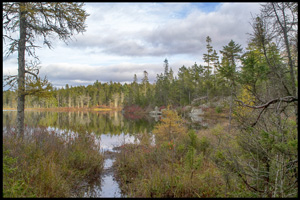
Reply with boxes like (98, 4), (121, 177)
(188, 129), (197, 149)
(184, 146), (203, 171)
(199, 136), (210, 155)
(2, 2), (298, 198)
(3, 150), (30, 197)
(215, 105), (223, 113)
(203, 36), (219, 75)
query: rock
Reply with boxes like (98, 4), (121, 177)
(190, 108), (204, 116)
(149, 110), (162, 115)
(149, 106), (162, 116)
(200, 104), (209, 109)
(183, 106), (192, 112)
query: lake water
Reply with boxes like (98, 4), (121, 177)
(3, 110), (158, 197)
(3, 109), (218, 197)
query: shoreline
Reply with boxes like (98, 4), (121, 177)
(3, 107), (123, 112)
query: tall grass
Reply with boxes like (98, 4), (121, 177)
(114, 130), (227, 197)
(113, 110), (233, 197)
(3, 126), (104, 197)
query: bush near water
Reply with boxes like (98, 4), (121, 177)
(3, 126), (104, 197)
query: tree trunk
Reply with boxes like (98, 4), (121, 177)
(17, 2), (26, 137)
(68, 94), (71, 107)
(228, 88), (233, 133)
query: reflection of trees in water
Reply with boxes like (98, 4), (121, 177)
(3, 111), (156, 137)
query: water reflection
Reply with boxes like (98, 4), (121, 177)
(3, 110), (222, 197)
(3, 110), (157, 137)
(3, 110), (158, 198)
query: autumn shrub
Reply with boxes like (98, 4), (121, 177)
(152, 109), (187, 145)
(3, 126), (104, 197)
(114, 109), (226, 197)
(123, 105), (143, 113)
(114, 141), (225, 197)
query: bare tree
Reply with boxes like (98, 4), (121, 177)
(260, 2), (298, 124)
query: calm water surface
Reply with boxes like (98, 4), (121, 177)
(3, 110), (157, 197)
(3, 110), (218, 197)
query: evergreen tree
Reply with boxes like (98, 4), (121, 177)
(220, 40), (242, 68)
(218, 40), (243, 132)
(3, 2), (89, 136)
(132, 74), (140, 105)
(203, 36), (219, 75)
(164, 58), (169, 77)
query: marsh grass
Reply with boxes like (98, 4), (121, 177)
(113, 110), (233, 197)
(3, 126), (104, 197)
(114, 133), (227, 197)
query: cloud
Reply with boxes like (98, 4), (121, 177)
(143, 3), (262, 56)
(3, 3), (263, 89)
(71, 3), (261, 57)
(39, 62), (165, 87)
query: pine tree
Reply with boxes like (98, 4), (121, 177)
(218, 40), (243, 132)
(3, 2), (89, 136)
(203, 36), (213, 75)
(203, 36), (219, 75)
(164, 58), (169, 77)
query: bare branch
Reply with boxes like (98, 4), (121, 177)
(25, 70), (39, 80)
(236, 96), (297, 110)
(236, 96), (298, 127)
(3, 75), (18, 91)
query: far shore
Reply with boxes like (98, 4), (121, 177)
(3, 106), (123, 112)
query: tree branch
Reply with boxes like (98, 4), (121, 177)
(25, 70), (39, 80)
(3, 75), (18, 90)
(236, 96), (298, 109)
(236, 96), (298, 127)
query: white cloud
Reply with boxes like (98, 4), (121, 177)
(3, 2), (262, 88)
(70, 2), (261, 58)
(39, 62), (164, 87)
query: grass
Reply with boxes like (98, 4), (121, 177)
(112, 109), (271, 197)
(113, 110), (241, 197)
(113, 131), (226, 197)
(92, 107), (112, 111)
(3, 126), (104, 197)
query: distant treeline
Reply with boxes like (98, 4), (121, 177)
(3, 32), (297, 112)
(3, 59), (231, 109)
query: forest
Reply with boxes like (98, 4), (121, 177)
(3, 55), (230, 110)
(4, 34), (233, 110)
(3, 31), (297, 115)
(1, 35), (263, 111)
(3, 2), (298, 198)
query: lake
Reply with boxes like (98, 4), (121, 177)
(3, 109), (218, 197)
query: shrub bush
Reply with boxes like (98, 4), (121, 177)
(3, 126), (104, 197)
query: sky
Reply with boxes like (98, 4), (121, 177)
(3, 2), (263, 89)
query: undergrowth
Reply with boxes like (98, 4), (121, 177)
(114, 110), (237, 197)
(3, 126), (104, 197)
